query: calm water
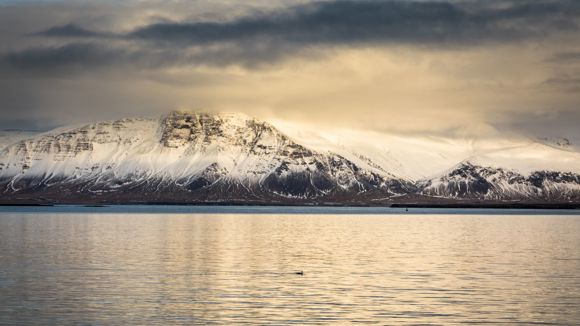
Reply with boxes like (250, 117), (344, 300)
(0, 207), (579, 325)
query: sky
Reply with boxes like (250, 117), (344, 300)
(0, 0), (579, 140)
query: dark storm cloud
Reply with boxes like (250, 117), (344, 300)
(10, 0), (578, 73)
(0, 41), (299, 76)
(2, 43), (132, 75)
(40, 0), (580, 47)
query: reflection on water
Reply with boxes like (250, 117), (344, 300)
(0, 212), (579, 325)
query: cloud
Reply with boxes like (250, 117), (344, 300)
(10, 0), (578, 74)
(7, 0), (580, 75)
(0, 41), (311, 77)
(36, 23), (104, 38)
(2, 43), (134, 76)
(41, 0), (580, 47)
(543, 75), (580, 91)
(548, 51), (580, 63)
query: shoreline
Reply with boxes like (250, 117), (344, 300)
(0, 201), (580, 210)
(0, 202), (579, 210)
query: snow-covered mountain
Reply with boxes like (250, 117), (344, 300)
(0, 111), (578, 205)
(417, 142), (580, 202)
(0, 111), (413, 204)
(420, 162), (580, 201)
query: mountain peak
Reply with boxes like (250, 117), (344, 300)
(164, 110), (256, 123)
(160, 110), (277, 149)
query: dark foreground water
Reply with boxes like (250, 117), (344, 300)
(0, 207), (579, 325)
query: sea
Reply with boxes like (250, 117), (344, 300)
(0, 206), (579, 325)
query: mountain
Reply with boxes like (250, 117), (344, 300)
(0, 111), (414, 205)
(0, 111), (578, 206)
(418, 141), (580, 202)
(420, 162), (580, 201)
